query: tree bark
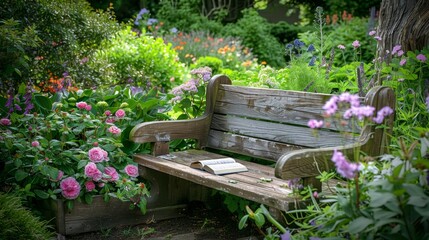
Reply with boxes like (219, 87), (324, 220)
(377, 0), (429, 57)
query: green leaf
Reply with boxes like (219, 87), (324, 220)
(84, 194), (93, 204)
(408, 196), (428, 207)
(78, 160), (88, 169)
(404, 184), (426, 197)
(238, 215), (249, 230)
(254, 213), (265, 228)
(15, 169), (28, 181)
(34, 95), (52, 114)
(348, 216), (373, 234)
(102, 144), (116, 152)
(34, 190), (50, 199)
(369, 191), (396, 208)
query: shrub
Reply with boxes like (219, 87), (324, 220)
(92, 27), (186, 91)
(0, 83), (171, 213)
(222, 9), (286, 68)
(0, 193), (54, 239)
(0, 0), (120, 93)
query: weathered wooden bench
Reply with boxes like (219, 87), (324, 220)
(129, 75), (395, 213)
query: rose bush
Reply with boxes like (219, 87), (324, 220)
(0, 82), (170, 212)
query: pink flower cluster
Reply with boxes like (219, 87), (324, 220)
(88, 147), (109, 162)
(85, 162), (102, 181)
(76, 101), (92, 111)
(108, 125), (122, 135)
(331, 150), (361, 179)
(417, 54), (427, 62)
(0, 118), (11, 126)
(124, 164), (139, 177)
(307, 119), (324, 129)
(60, 177), (81, 199)
(352, 40), (360, 49)
(104, 167), (119, 181)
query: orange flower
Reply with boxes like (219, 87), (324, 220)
(194, 37), (200, 42)
(261, 61), (267, 65)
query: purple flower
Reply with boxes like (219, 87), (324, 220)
(307, 44), (315, 52)
(323, 96), (339, 116)
(287, 178), (303, 190)
(338, 92), (360, 107)
(308, 119), (324, 129)
(0, 118), (12, 126)
(372, 106), (394, 124)
(170, 27), (178, 33)
(293, 39), (305, 48)
(391, 45), (401, 55)
(352, 40), (360, 49)
(280, 231), (292, 240)
(374, 36), (382, 41)
(138, 8), (149, 15)
(351, 106), (375, 120)
(285, 43), (293, 50)
(400, 59), (407, 66)
(331, 150), (361, 179)
(337, 44), (345, 50)
(417, 54), (427, 62)
(308, 56), (316, 66)
(147, 18), (158, 26)
(368, 30), (376, 36)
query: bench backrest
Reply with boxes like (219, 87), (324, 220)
(202, 75), (395, 163)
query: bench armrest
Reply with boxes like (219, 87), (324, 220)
(274, 133), (372, 180)
(129, 116), (211, 144)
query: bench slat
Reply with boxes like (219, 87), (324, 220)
(210, 114), (358, 149)
(215, 85), (361, 133)
(207, 129), (303, 162)
(133, 150), (300, 211)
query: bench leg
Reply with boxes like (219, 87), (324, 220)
(139, 166), (211, 216)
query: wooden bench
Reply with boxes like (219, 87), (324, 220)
(129, 75), (395, 213)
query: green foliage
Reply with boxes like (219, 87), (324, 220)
(0, 85), (170, 213)
(92, 27), (185, 91)
(299, 17), (376, 65)
(0, 0), (120, 93)
(222, 9), (286, 68)
(155, 0), (224, 33)
(0, 193), (54, 239)
(270, 21), (311, 45)
(191, 56), (223, 75)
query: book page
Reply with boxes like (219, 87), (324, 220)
(203, 162), (248, 175)
(190, 158), (236, 169)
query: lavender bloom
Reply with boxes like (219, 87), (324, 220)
(308, 119), (324, 128)
(307, 44), (315, 52)
(5, 88), (14, 113)
(24, 84), (34, 114)
(308, 56), (316, 66)
(147, 18), (158, 26)
(352, 40), (360, 49)
(331, 150), (361, 179)
(293, 39), (305, 48)
(190, 67), (212, 81)
(131, 86), (143, 96)
(323, 96), (339, 116)
(391, 45), (401, 55)
(352, 106), (375, 120)
(287, 178), (303, 190)
(280, 231), (292, 240)
(373, 106), (394, 124)
(170, 27), (178, 33)
(417, 54), (427, 62)
(138, 8), (149, 15)
(400, 59), (407, 66)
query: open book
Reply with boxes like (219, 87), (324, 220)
(190, 157), (248, 175)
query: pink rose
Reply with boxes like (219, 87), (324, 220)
(85, 105), (92, 111)
(108, 125), (121, 135)
(31, 141), (40, 147)
(115, 109), (126, 118)
(0, 118), (11, 126)
(88, 147), (108, 162)
(124, 165), (139, 177)
(84, 162), (102, 181)
(60, 177), (81, 199)
(106, 118), (115, 124)
(76, 101), (88, 109)
(104, 110), (111, 116)
(85, 181), (96, 192)
(98, 182), (105, 188)
(104, 167), (119, 182)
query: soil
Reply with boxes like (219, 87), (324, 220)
(64, 201), (262, 240)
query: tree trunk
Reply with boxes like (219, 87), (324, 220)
(377, 0), (429, 57)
